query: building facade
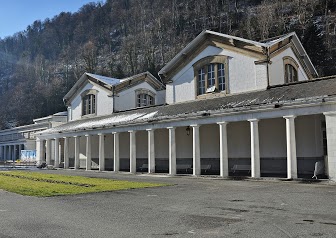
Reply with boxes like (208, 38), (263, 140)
(0, 112), (67, 162)
(34, 30), (336, 181)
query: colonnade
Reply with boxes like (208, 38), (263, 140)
(37, 114), (302, 179)
(0, 144), (24, 161)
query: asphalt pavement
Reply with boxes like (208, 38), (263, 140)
(0, 170), (335, 238)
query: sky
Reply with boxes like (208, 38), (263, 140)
(0, 0), (101, 39)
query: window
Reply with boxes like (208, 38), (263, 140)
(82, 94), (96, 115)
(135, 89), (155, 108)
(283, 57), (299, 83)
(81, 89), (97, 116)
(198, 68), (206, 95)
(193, 55), (228, 96)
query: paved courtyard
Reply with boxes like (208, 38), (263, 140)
(0, 170), (335, 238)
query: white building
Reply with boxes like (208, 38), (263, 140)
(0, 112), (67, 162)
(35, 30), (336, 181)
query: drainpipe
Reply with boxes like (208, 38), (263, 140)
(112, 86), (115, 113)
(266, 46), (270, 88)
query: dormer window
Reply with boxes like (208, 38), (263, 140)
(193, 55), (229, 96)
(135, 89), (155, 107)
(81, 89), (97, 116)
(283, 56), (299, 83)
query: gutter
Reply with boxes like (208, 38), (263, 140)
(266, 46), (270, 88)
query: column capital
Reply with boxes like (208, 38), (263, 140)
(217, 121), (228, 125)
(190, 124), (199, 128)
(98, 133), (104, 136)
(146, 128), (155, 131)
(128, 130), (136, 133)
(63, 137), (68, 139)
(112, 132), (119, 135)
(73, 135), (79, 138)
(85, 134), (90, 137)
(248, 118), (259, 122)
(323, 112), (336, 117)
(167, 126), (175, 130)
(283, 115), (296, 119)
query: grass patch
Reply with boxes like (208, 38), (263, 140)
(0, 171), (167, 197)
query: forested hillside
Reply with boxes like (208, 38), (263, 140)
(0, 0), (335, 128)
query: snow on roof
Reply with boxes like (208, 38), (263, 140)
(86, 73), (121, 86)
(53, 111), (68, 116)
(42, 111), (159, 134)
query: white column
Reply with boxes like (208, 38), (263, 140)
(54, 138), (60, 168)
(45, 139), (51, 165)
(63, 137), (69, 169)
(324, 112), (336, 181)
(8, 145), (12, 161)
(168, 127), (176, 175)
(36, 138), (44, 165)
(249, 119), (260, 178)
(191, 125), (201, 176)
(98, 133), (105, 171)
(13, 145), (17, 161)
(85, 134), (91, 170)
(147, 129), (155, 173)
(129, 130), (137, 173)
(284, 115), (297, 179)
(218, 122), (229, 177)
(113, 132), (120, 172)
(4, 146), (7, 161)
(74, 136), (80, 169)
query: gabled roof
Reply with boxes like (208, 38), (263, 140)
(41, 76), (336, 135)
(86, 73), (120, 86)
(63, 72), (165, 105)
(158, 30), (318, 81)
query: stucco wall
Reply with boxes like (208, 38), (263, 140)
(166, 45), (266, 104)
(136, 130), (148, 158)
(227, 121), (251, 158)
(70, 82), (113, 121)
(70, 83), (113, 120)
(296, 114), (324, 157)
(115, 82), (162, 111)
(269, 47), (309, 86)
(155, 129), (169, 159)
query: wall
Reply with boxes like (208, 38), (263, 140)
(115, 82), (162, 111)
(269, 47), (309, 86)
(70, 82), (113, 121)
(296, 114), (324, 158)
(166, 45), (267, 104)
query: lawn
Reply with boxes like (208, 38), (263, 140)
(0, 171), (167, 197)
